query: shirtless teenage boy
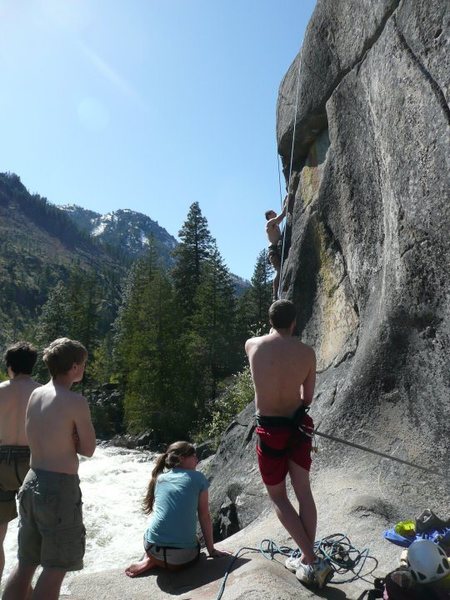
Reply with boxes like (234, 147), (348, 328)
(245, 300), (332, 588)
(3, 338), (96, 600)
(265, 195), (291, 301)
(0, 342), (40, 585)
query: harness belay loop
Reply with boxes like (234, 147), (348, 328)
(255, 405), (312, 456)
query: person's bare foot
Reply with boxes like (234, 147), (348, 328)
(125, 555), (157, 578)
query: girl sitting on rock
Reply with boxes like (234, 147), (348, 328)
(125, 441), (227, 576)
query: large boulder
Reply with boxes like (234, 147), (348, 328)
(277, 0), (449, 511)
(208, 0), (449, 539)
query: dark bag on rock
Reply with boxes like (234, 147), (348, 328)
(357, 568), (447, 600)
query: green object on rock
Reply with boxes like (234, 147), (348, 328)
(395, 520), (416, 537)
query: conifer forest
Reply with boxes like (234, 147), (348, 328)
(0, 174), (274, 442)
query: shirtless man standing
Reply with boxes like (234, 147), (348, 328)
(3, 338), (96, 600)
(0, 342), (40, 585)
(245, 300), (332, 588)
(265, 195), (291, 301)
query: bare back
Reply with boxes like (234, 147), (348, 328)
(26, 381), (96, 474)
(0, 376), (41, 446)
(245, 332), (316, 417)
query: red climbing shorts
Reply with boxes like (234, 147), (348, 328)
(256, 413), (314, 486)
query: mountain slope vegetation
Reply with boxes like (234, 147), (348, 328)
(0, 172), (125, 346)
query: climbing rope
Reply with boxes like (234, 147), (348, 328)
(315, 533), (378, 584)
(214, 535), (378, 600)
(274, 32), (399, 300)
(277, 56), (302, 300)
(300, 425), (445, 477)
(276, 146), (284, 210)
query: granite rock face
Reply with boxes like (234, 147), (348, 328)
(208, 0), (449, 535)
(203, 403), (262, 537)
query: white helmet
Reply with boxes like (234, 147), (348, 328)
(407, 539), (450, 583)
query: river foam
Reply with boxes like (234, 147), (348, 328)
(3, 446), (154, 586)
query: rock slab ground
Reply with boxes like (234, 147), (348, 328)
(63, 466), (418, 599)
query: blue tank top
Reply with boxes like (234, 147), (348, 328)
(144, 468), (209, 549)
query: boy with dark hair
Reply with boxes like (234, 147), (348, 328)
(0, 342), (40, 586)
(245, 300), (333, 588)
(3, 338), (96, 600)
(4, 343), (38, 376)
(268, 299), (297, 329)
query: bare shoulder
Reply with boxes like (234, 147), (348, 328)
(58, 391), (88, 423)
(25, 381), (42, 398)
(67, 389), (88, 406)
(245, 335), (266, 354)
(29, 383), (48, 401)
(245, 336), (258, 353)
(298, 339), (314, 353)
(295, 339), (316, 358)
(0, 381), (11, 403)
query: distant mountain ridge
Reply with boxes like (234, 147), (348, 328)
(59, 204), (178, 267)
(60, 204), (250, 294)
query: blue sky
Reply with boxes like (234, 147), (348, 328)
(0, 0), (316, 280)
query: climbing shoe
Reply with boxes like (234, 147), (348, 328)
(296, 557), (334, 588)
(285, 549), (302, 572)
(415, 509), (450, 534)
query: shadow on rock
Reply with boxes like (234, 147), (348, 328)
(311, 585), (349, 599)
(132, 553), (250, 596)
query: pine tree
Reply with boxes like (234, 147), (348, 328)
(250, 249), (273, 325)
(112, 245), (159, 388)
(113, 248), (194, 439)
(34, 281), (72, 345)
(32, 268), (113, 386)
(65, 269), (98, 350)
(33, 281), (72, 380)
(172, 202), (213, 318)
(193, 243), (238, 401)
(235, 250), (273, 345)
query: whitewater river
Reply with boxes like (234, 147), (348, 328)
(3, 445), (154, 590)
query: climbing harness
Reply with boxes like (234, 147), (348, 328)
(214, 534), (378, 600)
(144, 541), (200, 570)
(255, 405), (310, 458)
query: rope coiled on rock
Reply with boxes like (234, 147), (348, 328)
(214, 534), (378, 600)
